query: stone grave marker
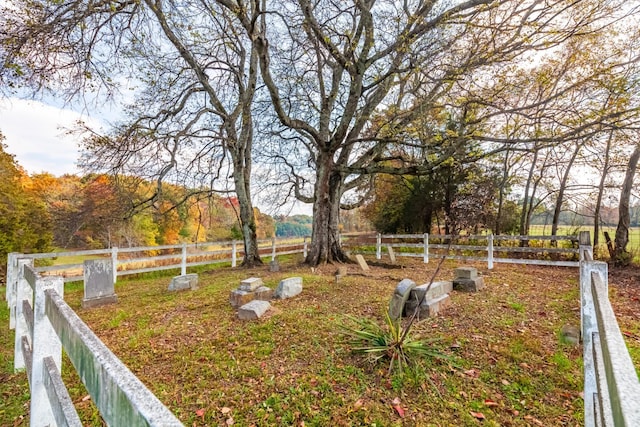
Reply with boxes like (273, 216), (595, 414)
(230, 277), (273, 308)
(388, 279), (416, 321)
(404, 281), (453, 319)
(453, 267), (485, 292)
(355, 254), (370, 272)
(238, 300), (271, 320)
(82, 259), (118, 308)
(275, 277), (303, 299)
(335, 266), (347, 283)
(240, 277), (263, 291)
(387, 245), (397, 264)
(168, 273), (198, 291)
(269, 260), (280, 272)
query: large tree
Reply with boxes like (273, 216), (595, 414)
(2, 0), (265, 266)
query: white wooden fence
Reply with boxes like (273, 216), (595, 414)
(23, 237), (308, 283)
(7, 257), (183, 426)
(580, 246), (640, 426)
(343, 233), (582, 268)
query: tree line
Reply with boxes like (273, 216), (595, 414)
(2, 0), (640, 266)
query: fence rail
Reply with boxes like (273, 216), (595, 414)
(342, 233), (581, 268)
(580, 247), (640, 426)
(19, 237), (308, 283)
(10, 258), (183, 426)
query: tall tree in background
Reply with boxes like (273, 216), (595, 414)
(614, 143), (640, 265)
(2, 0), (265, 266)
(0, 133), (52, 259)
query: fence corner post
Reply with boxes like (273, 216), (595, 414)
(376, 233), (382, 260)
(111, 246), (118, 285)
(181, 243), (187, 276)
(423, 233), (429, 264)
(7, 252), (19, 329)
(488, 234), (494, 270)
(231, 241), (237, 268)
(30, 274), (64, 426)
(14, 258), (33, 372)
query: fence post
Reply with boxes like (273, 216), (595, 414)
(181, 243), (187, 276)
(581, 259), (607, 426)
(30, 273), (64, 426)
(376, 233), (382, 260)
(579, 231), (591, 261)
(271, 237), (277, 260)
(14, 258), (33, 372)
(488, 234), (494, 270)
(303, 237), (308, 258)
(423, 234), (429, 264)
(111, 247), (118, 284)
(7, 252), (19, 329)
(231, 241), (237, 268)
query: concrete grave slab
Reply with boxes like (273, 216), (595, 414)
(455, 267), (478, 279)
(453, 277), (485, 292)
(405, 294), (450, 319)
(238, 300), (271, 320)
(168, 273), (198, 291)
(82, 259), (117, 308)
(254, 286), (274, 301)
(230, 289), (255, 308)
(239, 277), (263, 292)
(275, 277), (303, 299)
(269, 260), (280, 272)
(355, 254), (370, 272)
(389, 279), (416, 321)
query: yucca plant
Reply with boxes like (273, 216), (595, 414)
(341, 254), (452, 376)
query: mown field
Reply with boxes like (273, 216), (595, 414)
(1, 255), (639, 426)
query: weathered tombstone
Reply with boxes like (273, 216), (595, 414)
(269, 260), (280, 272)
(254, 286), (274, 301)
(275, 277), (303, 299)
(230, 289), (254, 308)
(168, 273), (198, 291)
(388, 279), (416, 321)
(387, 245), (397, 264)
(406, 294), (451, 319)
(239, 277), (263, 292)
(335, 266), (348, 283)
(238, 300), (271, 320)
(82, 259), (118, 308)
(405, 281), (453, 308)
(355, 254), (370, 272)
(453, 267), (485, 292)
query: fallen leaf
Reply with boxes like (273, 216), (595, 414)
(391, 397), (405, 418)
(195, 408), (205, 418)
(511, 409), (519, 416)
(470, 411), (486, 420)
(221, 407), (232, 415)
(524, 415), (543, 426)
(464, 369), (479, 378)
(484, 399), (498, 407)
(501, 379), (510, 386)
(353, 399), (364, 410)
(226, 417), (234, 426)
(81, 395), (91, 402)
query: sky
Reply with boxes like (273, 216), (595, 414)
(0, 97), (99, 176)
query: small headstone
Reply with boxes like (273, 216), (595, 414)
(230, 289), (255, 308)
(389, 279), (416, 321)
(269, 260), (280, 272)
(254, 286), (274, 301)
(82, 259), (117, 308)
(168, 273), (198, 291)
(355, 254), (370, 272)
(560, 324), (580, 345)
(275, 277), (303, 299)
(387, 246), (397, 264)
(455, 267), (478, 280)
(405, 281), (453, 314)
(335, 266), (347, 283)
(453, 277), (485, 292)
(238, 300), (271, 320)
(239, 277), (263, 292)
(406, 294), (451, 319)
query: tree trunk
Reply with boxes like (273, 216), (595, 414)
(519, 148), (538, 236)
(306, 152), (349, 265)
(614, 144), (640, 266)
(593, 132), (613, 249)
(232, 152), (262, 267)
(551, 142), (583, 239)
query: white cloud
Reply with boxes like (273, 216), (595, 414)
(0, 98), (102, 176)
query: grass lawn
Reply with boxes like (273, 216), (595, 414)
(1, 255), (639, 426)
